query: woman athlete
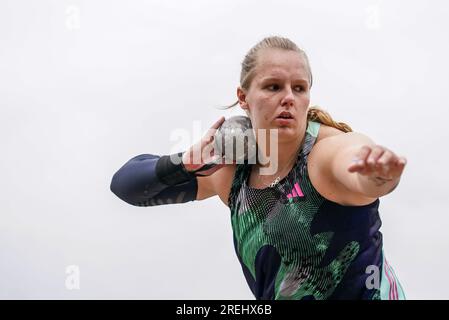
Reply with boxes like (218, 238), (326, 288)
(110, 36), (407, 300)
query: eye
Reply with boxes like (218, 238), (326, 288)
(294, 86), (305, 92)
(266, 84), (280, 91)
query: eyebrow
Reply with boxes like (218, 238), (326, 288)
(259, 76), (309, 84)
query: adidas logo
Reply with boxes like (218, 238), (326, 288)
(286, 182), (305, 200)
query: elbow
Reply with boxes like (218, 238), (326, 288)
(109, 153), (197, 207)
(110, 171), (123, 199)
(110, 170), (141, 207)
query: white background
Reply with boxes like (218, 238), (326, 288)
(1, 0), (448, 299)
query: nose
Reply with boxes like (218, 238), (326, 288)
(280, 87), (295, 107)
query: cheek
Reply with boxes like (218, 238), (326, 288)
(250, 107), (269, 122)
(247, 93), (275, 122)
(301, 94), (311, 106)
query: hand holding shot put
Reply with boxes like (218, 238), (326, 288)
(181, 116), (227, 177)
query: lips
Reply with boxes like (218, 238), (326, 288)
(276, 111), (294, 119)
(275, 118), (294, 125)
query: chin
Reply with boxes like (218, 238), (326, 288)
(277, 128), (298, 141)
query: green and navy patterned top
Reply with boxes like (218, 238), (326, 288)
(228, 121), (406, 300)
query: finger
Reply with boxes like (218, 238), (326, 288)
(205, 146), (221, 162)
(211, 116), (225, 129)
(390, 156), (407, 177)
(204, 139), (224, 163)
(201, 130), (218, 149)
(205, 116), (225, 140)
(348, 145), (372, 173)
(376, 149), (394, 166)
(395, 156), (407, 167)
(348, 159), (365, 173)
(367, 146), (385, 169)
(348, 160), (370, 174)
(376, 151), (408, 180)
(356, 145), (373, 162)
(376, 150), (395, 177)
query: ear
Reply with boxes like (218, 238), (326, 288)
(237, 87), (248, 110)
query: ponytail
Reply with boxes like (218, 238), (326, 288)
(307, 106), (352, 133)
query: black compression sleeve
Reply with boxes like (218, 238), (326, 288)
(110, 153), (198, 207)
(155, 152), (196, 186)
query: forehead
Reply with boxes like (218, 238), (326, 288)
(254, 49), (309, 82)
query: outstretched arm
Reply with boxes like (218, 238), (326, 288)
(312, 132), (407, 203)
(346, 140), (407, 198)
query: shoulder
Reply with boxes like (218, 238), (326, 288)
(314, 124), (373, 149)
(308, 123), (347, 182)
(307, 124), (344, 203)
(315, 123), (346, 142)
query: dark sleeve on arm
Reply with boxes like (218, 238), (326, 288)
(110, 154), (198, 207)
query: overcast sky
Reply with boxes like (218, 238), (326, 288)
(1, 0), (448, 299)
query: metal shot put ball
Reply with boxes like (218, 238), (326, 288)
(213, 115), (257, 163)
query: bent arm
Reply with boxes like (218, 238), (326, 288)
(313, 132), (406, 203)
(110, 153), (198, 207)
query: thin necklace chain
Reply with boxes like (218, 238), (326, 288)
(259, 153), (298, 188)
(268, 176), (281, 188)
(256, 134), (306, 189)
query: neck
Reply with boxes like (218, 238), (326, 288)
(255, 127), (306, 177)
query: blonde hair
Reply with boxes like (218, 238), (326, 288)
(220, 36), (352, 133)
(307, 106), (352, 133)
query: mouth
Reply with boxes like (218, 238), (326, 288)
(276, 111), (294, 120)
(275, 117), (295, 125)
(275, 111), (295, 124)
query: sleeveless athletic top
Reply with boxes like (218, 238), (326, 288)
(228, 121), (406, 300)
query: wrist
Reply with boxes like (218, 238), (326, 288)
(358, 174), (400, 198)
(156, 152), (195, 186)
(181, 151), (193, 172)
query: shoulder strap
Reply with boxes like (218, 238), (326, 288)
(300, 120), (321, 159)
